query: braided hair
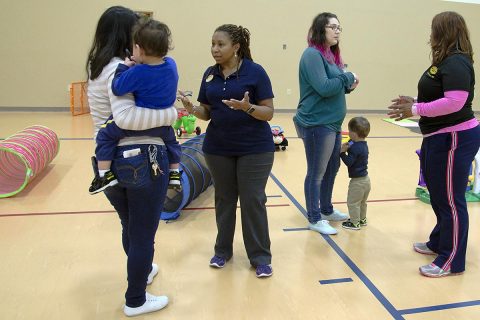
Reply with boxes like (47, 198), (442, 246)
(215, 24), (253, 61)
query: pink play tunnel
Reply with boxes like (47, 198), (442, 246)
(0, 125), (59, 198)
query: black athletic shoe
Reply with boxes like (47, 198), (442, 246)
(168, 171), (182, 191)
(89, 171), (118, 194)
(341, 220), (361, 230)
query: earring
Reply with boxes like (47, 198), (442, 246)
(234, 51), (238, 58)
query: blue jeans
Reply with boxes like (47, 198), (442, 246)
(294, 123), (341, 224)
(104, 144), (169, 307)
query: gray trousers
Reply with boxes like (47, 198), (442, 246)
(204, 152), (274, 267)
(347, 175), (371, 223)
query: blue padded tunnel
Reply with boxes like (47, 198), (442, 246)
(161, 134), (212, 220)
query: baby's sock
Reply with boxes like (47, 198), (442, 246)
(99, 169), (109, 177)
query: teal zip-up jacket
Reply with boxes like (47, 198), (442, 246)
(294, 47), (355, 132)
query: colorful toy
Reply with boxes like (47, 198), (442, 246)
(271, 125), (288, 151)
(0, 125), (59, 198)
(341, 131), (350, 144)
(173, 109), (201, 137)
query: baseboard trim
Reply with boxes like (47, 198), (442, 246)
(0, 107), (69, 112)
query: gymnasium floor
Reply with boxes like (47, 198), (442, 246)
(1, 112), (479, 320)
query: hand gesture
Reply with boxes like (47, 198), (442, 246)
(222, 91), (251, 111)
(177, 90), (194, 113)
(387, 95), (414, 121)
(341, 142), (350, 153)
(391, 95), (414, 105)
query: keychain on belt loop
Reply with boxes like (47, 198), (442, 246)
(148, 145), (162, 178)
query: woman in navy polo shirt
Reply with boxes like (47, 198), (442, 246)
(178, 24), (275, 278)
(389, 11), (480, 277)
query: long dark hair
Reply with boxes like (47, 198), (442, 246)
(430, 11), (473, 65)
(86, 6), (138, 80)
(215, 24), (253, 61)
(308, 12), (343, 68)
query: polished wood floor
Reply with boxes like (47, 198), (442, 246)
(1, 112), (480, 320)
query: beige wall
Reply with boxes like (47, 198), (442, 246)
(1, 0), (479, 110)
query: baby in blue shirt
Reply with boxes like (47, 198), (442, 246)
(89, 18), (181, 194)
(340, 116), (371, 230)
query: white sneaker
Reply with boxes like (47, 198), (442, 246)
(321, 209), (349, 221)
(147, 263), (158, 285)
(309, 220), (338, 235)
(124, 292), (168, 317)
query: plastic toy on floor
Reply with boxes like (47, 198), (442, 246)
(173, 109), (201, 137)
(0, 125), (59, 198)
(271, 125), (288, 151)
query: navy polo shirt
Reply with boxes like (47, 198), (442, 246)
(198, 58), (275, 156)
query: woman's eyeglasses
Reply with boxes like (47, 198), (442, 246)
(326, 25), (342, 32)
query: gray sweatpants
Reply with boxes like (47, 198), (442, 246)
(204, 152), (274, 267)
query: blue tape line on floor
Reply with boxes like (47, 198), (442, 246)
(319, 278), (353, 285)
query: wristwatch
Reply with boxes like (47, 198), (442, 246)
(245, 105), (255, 114)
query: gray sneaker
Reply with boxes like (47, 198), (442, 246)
(419, 263), (461, 278)
(413, 242), (436, 255)
(308, 220), (338, 235)
(321, 209), (349, 221)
